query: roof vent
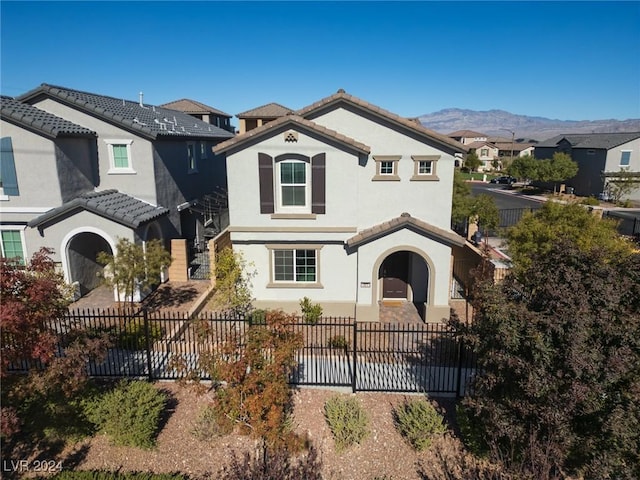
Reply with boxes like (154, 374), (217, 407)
(337, 88), (346, 94)
(139, 92), (144, 107)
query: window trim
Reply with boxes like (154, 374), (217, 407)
(276, 158), (311, 213)
(411, 155), (440, 181)
(372, 155), (401, 181)
(187, 141), (198, 174)
(104, 139), (135, 174)
(0, 227), (26, 265)
(266, 244), (323, 289)
(620, 150), (632, 167)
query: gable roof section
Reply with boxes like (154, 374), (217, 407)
(237, 103), (292, 118)
(297, 90), (465, 155)
(160, 98), (231, 118)
(466, 140), (497, 150)
(346, 212), (465, 249)
(28, 190), (169, 230)
(1, 96), (96, 139)
(447, 130), (487, 138)
(17, 84), (234, 141)
(213, 114), (371, 156)
(536, 132), (640, 150)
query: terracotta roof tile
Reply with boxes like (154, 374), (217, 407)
(236, 103), (292, 118)
(160, 98), (231, 118)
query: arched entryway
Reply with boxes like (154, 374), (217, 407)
(377, 249), (431, 320)
(66, 232), (113, 296)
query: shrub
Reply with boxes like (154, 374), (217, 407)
(118, 319), (163, 350)
(191, 405), (233, 440)
(324, 395), (369, 452)
(222, 442), (323, 480)
(455, 402), (488, 456)
(393, 398), (447, 451)
(84, 380), (167, 449)
(579, 196), (600, 206)
(45, 472), (187, 480)
(299, 297), (322, 323)
(247, 309), (267, 325)
(327, 335), (349, 350)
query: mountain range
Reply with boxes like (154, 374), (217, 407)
(418, 108), (640, 142)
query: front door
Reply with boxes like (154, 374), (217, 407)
(381, 251), (409, 299)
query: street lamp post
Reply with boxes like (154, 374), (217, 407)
(500, 128), (515, 164)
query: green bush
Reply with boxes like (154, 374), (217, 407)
(324, 395), (369, 452)
(84, 380), (167, 449)
(299, 297), (322, 323)
(247, 309), (267, 325)
(579, 196), (600, 206)
(327, 335), (349, 350)
(393, 398), (447, 451)
(455, 402), (488, 456)
(44, 472), (186, 480)
(118, 319), (163, 350)
(191, 405), (233, 440)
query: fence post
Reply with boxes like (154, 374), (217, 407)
(351, 320), (357, 393)
(455, 331), (464, 398)
(143, 309), (153, 381)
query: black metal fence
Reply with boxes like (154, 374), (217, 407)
(8, 309), (477, 397)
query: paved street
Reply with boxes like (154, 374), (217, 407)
(471, 182), (545, 210)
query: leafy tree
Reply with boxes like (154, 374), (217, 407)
(458, 241), (640, 479)
(470, 194), (499, 237)
(508, 154), (539, 182)
(603, 168), (640, 204)
(209, 247), (256, 316)
(537, 152), (578, 193)
(506, 201), (633, 277)
(451, 170), (473, 225)
(97, 238), (171, 309)
(464, 151), (482, 172)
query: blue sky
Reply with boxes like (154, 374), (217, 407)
(1, 1), (639, 121)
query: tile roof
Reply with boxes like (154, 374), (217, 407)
(297, 90), (465, 154)
(160, 98), (231, 118)
(213, 114), (371, 155)
(536, 132), (640, 150)
(447, 130), (487, 138)
(236, 102), (293, 118)
(28, 190), (169, 229)
(1, 95), (96, 138)
(492, 142), (534, 151)
(17, 84), (234, 141)
(346, 212), (465, 249)
(466, 141), (496, 150)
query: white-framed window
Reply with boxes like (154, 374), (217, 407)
(620, 151), (631, 167)
(411, 155), (440, 181)
(372, 155), (401, 181)
(104, 139), (135, 174)
(1, 228), (25, 265)
(277, 160), (309, 210)
(187, 142), (198, 173)
(480, 148), (489, 157)
(267, 245), (322, 287)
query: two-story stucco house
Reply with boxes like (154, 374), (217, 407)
(534, 132), (640, 202)
(1, 84), (233, 296)
(214, 90), (466, 322)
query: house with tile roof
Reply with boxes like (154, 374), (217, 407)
(214, 89), (466, 322)
(160, 98), (235, 133)
(236, 102), (292, 134)
(534, 132), (640, 202)
(447, 130), (488, 145)
(1, 85), (233, 296)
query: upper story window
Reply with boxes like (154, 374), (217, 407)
(620, 151), (631, 167)
(187, 142), (198, 173)
(105, 139), (135, 174)
(480, 148), (489, 157)
(411, 155), (440, 181)
(258, 152), (326, 217)
(1, 229), (25, 265)
(199, 142), (208, 159)
(0, 137), (19, 198)
(372, 155), (401, 181)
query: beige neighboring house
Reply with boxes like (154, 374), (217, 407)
(466, 141), (499, 171)
(161, 98), (235, 133)
(236, 102), (292, 134)
(447, 130), (488, 145)
(214, 89), (466, 323)
(493, 141), (535, 158)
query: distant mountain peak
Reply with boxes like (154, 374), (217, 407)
(419, 109), (640, 141)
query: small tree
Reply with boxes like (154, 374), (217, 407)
(209, 247), (255, 316)
(537, 152), (578, 194)
(464, 151), (482, 172)
(97, 238), (171, 309)
(508, 154), (539, 182)
(603, 168), (640, 204)
(451, 170), (473, 225)
(470, 194), (499, 238)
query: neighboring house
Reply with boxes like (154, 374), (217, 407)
(534, 132), (640, 201)
(236, 103), (292, 134)
(466, 140), (499, 171)
(447, 130), (487, 145)
(214, 89), (466, 322)
(493, 141), (535, 159)
(1, 84), (234, 296)
(160, 98), (235, 133)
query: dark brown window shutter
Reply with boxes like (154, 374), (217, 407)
(258, 153), (274, 214)
(311, 153), (326, 214)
